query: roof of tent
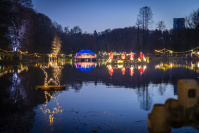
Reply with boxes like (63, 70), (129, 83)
(76, 50), (95, 54)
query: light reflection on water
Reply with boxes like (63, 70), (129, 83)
(0, 60), (199, 132)
(32, 82), (176, 132)
(75, 62), (97, 72)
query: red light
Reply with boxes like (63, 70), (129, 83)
(140, 68), (144, 74)
(140, 54), (144, 59)
(109, 52), (113, 59)
(121, 67), (126, 75)
(121, 53), (126, 60)
(109, 68), (114, 76)
(129, 55), (134, 60)
(129, 67), (134, 76)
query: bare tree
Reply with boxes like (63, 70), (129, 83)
(136, 18), (142, 49)
(185, 16), (194, 29)
(137, 6), (153, 47)
(185, 9), (199, 29)
(156, 21), (166, 31)
(64, 26), (69, 34)
(137, 6), (153, 30)
(70, 26), (82, 34)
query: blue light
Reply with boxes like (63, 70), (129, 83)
(75, 63), (96, 72)
(14, 47), (17, 52)
(76, 50), (95, 55)
(76, 66), (95, 72)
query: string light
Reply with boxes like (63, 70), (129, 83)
(154, 47), (199, 54)
(155, 62), (199, 73)
(40, 63), (63, 87)
(39, 59), (64, 125)
(0, 64), (28, 77)
(0, 48), (28, 54)
(40, 91), (64, 126)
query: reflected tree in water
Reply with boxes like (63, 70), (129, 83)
(10, 72), (22, 103)
(136, 68), (152, 111)
(137, 86), (152, 111)
(71, 80), (83, 92)
(158, 83), (166, 96)
(10, 64), (29, 105)
(0, 63), (46, 132)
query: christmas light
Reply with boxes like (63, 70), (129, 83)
(40, 91), (63, 126)
(121, 53), (126, 60)
(109, 52), (113, 59)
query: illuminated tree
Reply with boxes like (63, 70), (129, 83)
(51, 34), (62, 55)
(9, 0), (32, 51)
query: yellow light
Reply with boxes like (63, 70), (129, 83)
(170, 63), (172, 68)
(155, 65), (160, 69)
(117, 65), (123, 68)
(107, 65), (112, 69)
(40, 91), (64, 126)
(191, 63), (195, 69)
(117, 60), (123, 63)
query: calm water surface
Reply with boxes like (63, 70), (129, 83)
(0, 60), (199, 132)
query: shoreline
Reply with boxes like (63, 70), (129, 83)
(0, 56), (198, 65)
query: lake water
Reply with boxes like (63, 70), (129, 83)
(0, 60), (199, 132)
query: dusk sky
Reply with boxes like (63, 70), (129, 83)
(32, 0), (199, 33)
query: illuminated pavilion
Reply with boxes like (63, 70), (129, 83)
(75, 50), (97, 62)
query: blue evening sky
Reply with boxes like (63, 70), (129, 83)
(32, 0), (199, 33)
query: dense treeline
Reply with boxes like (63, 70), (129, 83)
(0, 0), (199, 54)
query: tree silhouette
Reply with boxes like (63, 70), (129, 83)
(186, 9), (199, 29)
(156, 21), (166, 31)
(137, 6), (153, 47)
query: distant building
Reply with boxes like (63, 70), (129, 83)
(173, 18), (185, 29)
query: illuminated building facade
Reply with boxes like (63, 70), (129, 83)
(173, 18), (185, 29)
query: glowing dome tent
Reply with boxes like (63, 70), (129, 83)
(75, 50), (97, 61)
